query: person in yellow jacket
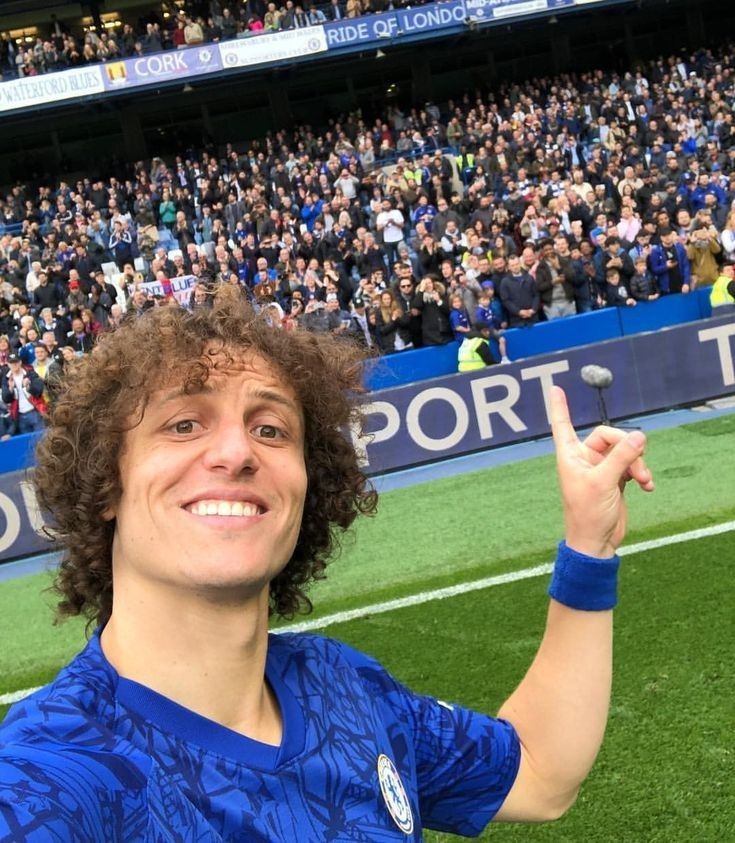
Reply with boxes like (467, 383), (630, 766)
(458, 322), (509, 372)
(710, 262), (735, 307)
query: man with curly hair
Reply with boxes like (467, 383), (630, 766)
(0, 297), (655, 840)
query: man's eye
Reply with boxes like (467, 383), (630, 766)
(253, 424), (283, 440)
(172, 420), (197, 435)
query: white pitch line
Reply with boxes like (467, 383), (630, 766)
(282, 564), (555, 634)
(2, 521), (734, 708)
(282, 520), (735, 633)
(0, 685), (42, 706)
(617, 520), (735, 556)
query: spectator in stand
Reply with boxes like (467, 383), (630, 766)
(412, 277), (452, 346)
(392, 270), (421, 349)
(109, 221), (134, 270)
(345, 0), (362, 18)
(686, 213), (722, 288)
(376, 198), (405, 267)
(141, 23), (162, 55)
(432, 197), (462, 240)
(720, 210), (735, 262)
(31, 271), (64, 315)
(66, 316), (95, 354)
(534, 239), (577, 321)
(601, 237), (634, 290)
(475, 284), (507, 331)
(418, 233), (442, 278)
(372, 290), (406, 354)
(345, 295), (374, 347)
(32, 342), (52, 402)
(604, 268), (636, 308)
(617, 206), (642, 245)
(301, 299), (338, 334)
(184, 15), (205, 45)
(629, 256), (660, 303)
(1, 352), (46, 434)
(649, 229), (692, 295)
(413, 194), (438, 232)
(499, 255), (539, 328)
(306, 4), (327, 25)
(448, 292), (472, 342)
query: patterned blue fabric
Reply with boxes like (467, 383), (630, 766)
(0, 630), (520, 841)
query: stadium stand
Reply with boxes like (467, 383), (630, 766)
(1, 34), (735, 439)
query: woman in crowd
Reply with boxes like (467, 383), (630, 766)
(346, 0), (362, 18)
(0, 335), (10, 367)
(412, 277), (452, 347)
(158, 188), (177, 231)
(80, 308), (103, 341)
(372, 289), (404, 354)
(473, 216), (491, 244)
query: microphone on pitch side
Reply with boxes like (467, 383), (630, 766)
(580, 364), (613, 425)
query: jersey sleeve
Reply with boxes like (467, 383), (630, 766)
(338, 641), (521, 837)
(0, 744), (150, 842)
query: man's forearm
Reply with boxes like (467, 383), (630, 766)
(496, 601), (612, 819)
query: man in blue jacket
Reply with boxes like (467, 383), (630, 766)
(649, 228), (692, 294)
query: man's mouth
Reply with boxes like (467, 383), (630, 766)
(185, 500), (265, 518)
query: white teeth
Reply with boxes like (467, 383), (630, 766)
(187, 499), (263, 517)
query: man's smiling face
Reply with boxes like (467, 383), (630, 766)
(108, 356), (307, 605)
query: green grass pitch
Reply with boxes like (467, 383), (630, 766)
(1, 414), (734, 839)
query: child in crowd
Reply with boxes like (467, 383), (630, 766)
(473, 285), (510, 362)
(449, 292), (472, 341)
(604, 268), (636, 307)
(474, 283), (506, 330)
(629, 256), (660, 302)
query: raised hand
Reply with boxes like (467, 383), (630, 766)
(549, 386), (654, 559)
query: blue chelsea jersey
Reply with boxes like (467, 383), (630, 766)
(0, 630), (520, 841)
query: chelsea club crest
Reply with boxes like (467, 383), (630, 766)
(377, 754), (414, 835)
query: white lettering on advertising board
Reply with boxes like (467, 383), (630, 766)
(0, 66), (105, 112)
(219, 27), (327, 69)
(352, 360), (570, 468)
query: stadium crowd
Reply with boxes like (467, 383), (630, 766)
(1, 43), (735, 435)
(0, 0), (422, 79)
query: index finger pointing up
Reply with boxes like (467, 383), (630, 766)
(549, 385), (579, 450)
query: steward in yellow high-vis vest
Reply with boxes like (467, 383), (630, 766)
(455, 150), (475, 179)
(458, 322), (508, 372)
(458, 336), (490, 372)
(710, 264), (735, 307)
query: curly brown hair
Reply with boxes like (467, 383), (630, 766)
(34, 297), (378, 628)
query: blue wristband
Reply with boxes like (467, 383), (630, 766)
(548, 541), (620, 611)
